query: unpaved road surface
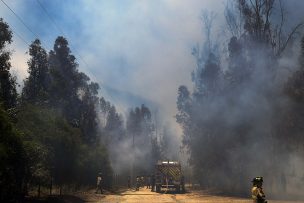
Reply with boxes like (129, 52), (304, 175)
(82, 188), (304, 203)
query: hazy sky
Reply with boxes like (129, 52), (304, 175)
(1, 0), (303, 137)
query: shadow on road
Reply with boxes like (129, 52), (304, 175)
(156, 190), (188, 195)
(24, 195), (86, 203)
(121, 193), (155, 196)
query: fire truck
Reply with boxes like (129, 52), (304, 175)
(155, 161), (185, 193)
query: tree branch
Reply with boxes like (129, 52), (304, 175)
(277, 22), (304, 57)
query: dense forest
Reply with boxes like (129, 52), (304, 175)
(0, 17), (163, 202)
(176, 0), (304, 197)
(2, 0), (304, 202)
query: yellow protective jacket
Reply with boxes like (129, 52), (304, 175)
(251, 186), (266, 203)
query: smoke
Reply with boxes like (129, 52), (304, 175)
(2, 0), (304, 197)
(191, 49), (303, 198)
(97, 102), (183, 179)
(1, 0), (226, 148)
(177, 0), (304, 199)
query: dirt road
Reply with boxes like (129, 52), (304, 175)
(83, 188), (304, 203)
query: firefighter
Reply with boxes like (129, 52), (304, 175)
(151, 174), (156, 192)
(181, 175), (185, 193)
(141, 176), (144, 187)
(146, 175), (151, 189)
(136, 176), (140, 191)
(251, 177), (267, 203)
(95, 172), (103, 194)
(127, 176), (131, 189)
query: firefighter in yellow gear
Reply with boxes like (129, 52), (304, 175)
(251, 177), (267, 203)
(136, 176), (140, 191)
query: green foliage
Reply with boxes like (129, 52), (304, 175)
(22, 39), (50, 103)
(47, 36), (100, 144)
(22, 140), (50, 187)
(1, 19), (113, 201)
(76, 144), (112, 188)
(0, 18), (17, 109)
(15, 103), (113, 190)
(16, 104), (81, 186)
(18, 35), (113, 192)
(0, 106), (26, 202)
(48, 36), (80, 107)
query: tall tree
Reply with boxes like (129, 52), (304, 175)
(49, 36), (99, 144)
(0, 18), (17, 109)
(104, 105), (124, 143)
(99, 97), (111, 128)
(48, 36), (80, 113)
(22, 39), (49, 103)
(126, 104), (158, 174)
(79, 81), (100, 144)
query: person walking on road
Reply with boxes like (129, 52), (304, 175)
(181, 175), (185, 193)
(146, 175), (151, 189)
(127, 176), (131, 189)
(136, 176), (140, 191)
(151, 174), (155, 192)
(95, 172), (103, 194)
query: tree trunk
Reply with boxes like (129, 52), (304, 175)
(38, 179), (41, 198)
